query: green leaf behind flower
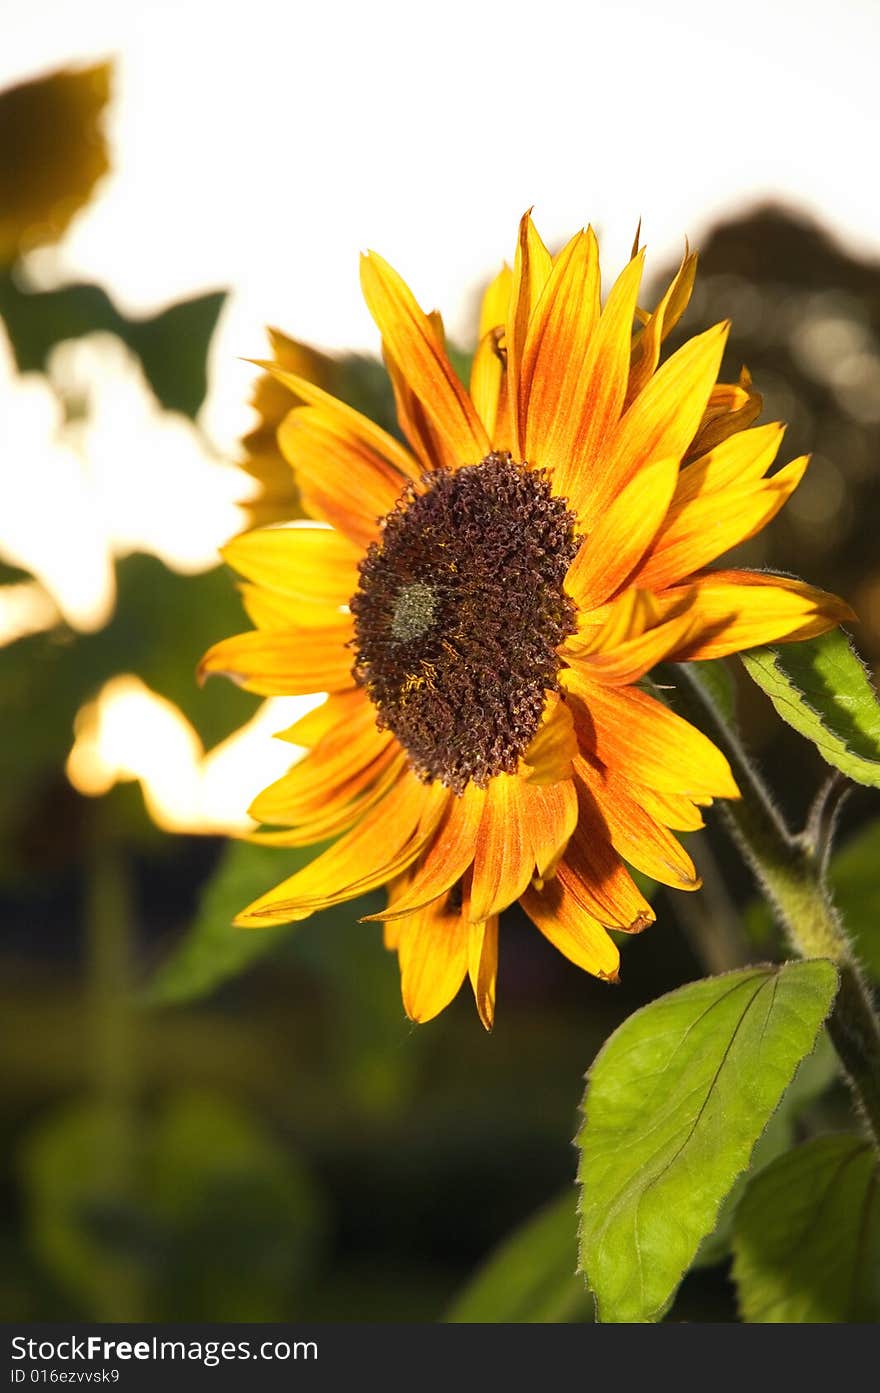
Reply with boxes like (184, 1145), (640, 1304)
(740, 629), (880, 787)
(445, 1191), (591, 1323)
(577, 960), (838, 1323)
(732, 1134), (880, 1322)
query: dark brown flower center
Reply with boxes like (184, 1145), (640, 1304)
(350, 452), (579, 793)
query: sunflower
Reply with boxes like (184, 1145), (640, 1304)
(200, 212), (851, 1028)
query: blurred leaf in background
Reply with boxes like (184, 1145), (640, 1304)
(0, 62), (111, 266)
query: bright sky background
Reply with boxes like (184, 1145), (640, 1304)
(3, 0), (879, 448)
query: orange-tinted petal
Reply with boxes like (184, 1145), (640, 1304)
(234, 772), (449, 925)
(564, 669), (739, 799)
(521, 777), (578, 880)
(360, 251), (490, 466)
(520, 693), (578, 783)
(519, 229), (602, 472)
(470, 774), (535, 921)
(507, 211), (554, 454)
(468, 913), (499, 1031)
(520, 879), (620, 981)
(574, 756), (700, 890)
(277, 406), (406, 549)
(555, 785), (655, 931)
(635, 457), (809, 591)
(366, 782), (485, 920)
(249, 700), (393, 824)
(551, 249), (645, 512)
(571, 601), (697, 686)
(255, 358), (419, 481)
(660, 569), (856, 660)
(564, 456), (680, 611)
(626, 247), (698, 406)
(685, 367), (763, 460)
(589, 322), (729, 524)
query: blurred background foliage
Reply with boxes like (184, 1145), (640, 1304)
(1, 61), (879, 1325)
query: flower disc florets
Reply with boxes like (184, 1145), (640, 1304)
(350, 452), (579, 792)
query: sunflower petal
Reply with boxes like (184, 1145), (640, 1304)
(223, 524), (360, 606)
(507, 211), (554, 454)
(398, 896), (469, 1023)
(198, 618), (355, 696)
(574, 756), (700, 889)
(635, 457), (809, 591)
(277, 406), (406, 549)
(470, 774), (535, 921)
(626, 248), (698, 405)
(364, 782), (485, 921)
(660, 569), (856, 660)
(254, 358), (419, 480)
(572, 602), (698, 685)
(564, 455), (680, 611)
(521, 777), (578, 880)
(360, 251), (490, 465)
(519, 228), (602, 472)
(234, 773), (449, 925)
(520, 694), (578, 783)
(590, 322), (730, 522)
(468, 913), (499, 1031)
(520, 880), (620, 981)
(564, 670), (739, 799)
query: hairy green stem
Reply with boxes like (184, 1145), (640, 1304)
(671, 662), (880, 1150)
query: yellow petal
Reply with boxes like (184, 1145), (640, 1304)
(520, 879), (620, 981)
(635, 457), (809, 591)
(234, 773), (449, 926)
(360, 251), (490, 465)
(626, 247), (698, 406)
(574, 756), (700, 890)
(397, 895), (469, 1023)
(470, 774), (535, 921)
(255, 358), (420, 481)
(198, 617), (355, 696)
(564, 456), (680, 612)
(468, 914), (499, 1031)
(564, 669), (739, 800)
(660, 569), (856, 660)
(222, 525), (360, 606)
(552, 249), (645, 512)
(589, 322), (730, 525)
(520, 693), (578, 783)
(364, 782), (485, 920)
(572, 601), (698, 685)
(519, 228), (602, 472)
(277, 406), (407, 549)
(506, 211), (554, 455)
(521, 777), (578, 880)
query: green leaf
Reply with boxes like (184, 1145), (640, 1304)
(577, 960), (839, 1323)
(445, 1191), (591, 1324)
(692, 1030), (838, 1268)
(0, 272), (225, 417)
(689, 658), (737, 723)
(732, 1135), (880, 1322)
(740, 629), (880, 787)
(144, 841), (321, 1005)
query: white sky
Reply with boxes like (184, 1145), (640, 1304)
(3, 0), (880, 446)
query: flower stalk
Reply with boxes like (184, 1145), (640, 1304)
(670, 661), (880, 1150)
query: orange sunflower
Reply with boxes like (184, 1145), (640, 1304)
(200, 212), (851, 1028)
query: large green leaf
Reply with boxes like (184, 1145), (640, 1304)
(732, 1135), (880, 1322)
(577, 960), (838, 1323)
(740, 629), (880, 787)
(445, 1191), (591, 1324)
(692, 1030), (838, 1268)
(0, 272), (225, 418)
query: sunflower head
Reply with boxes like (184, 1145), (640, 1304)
(201, 212), (852, 1028)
